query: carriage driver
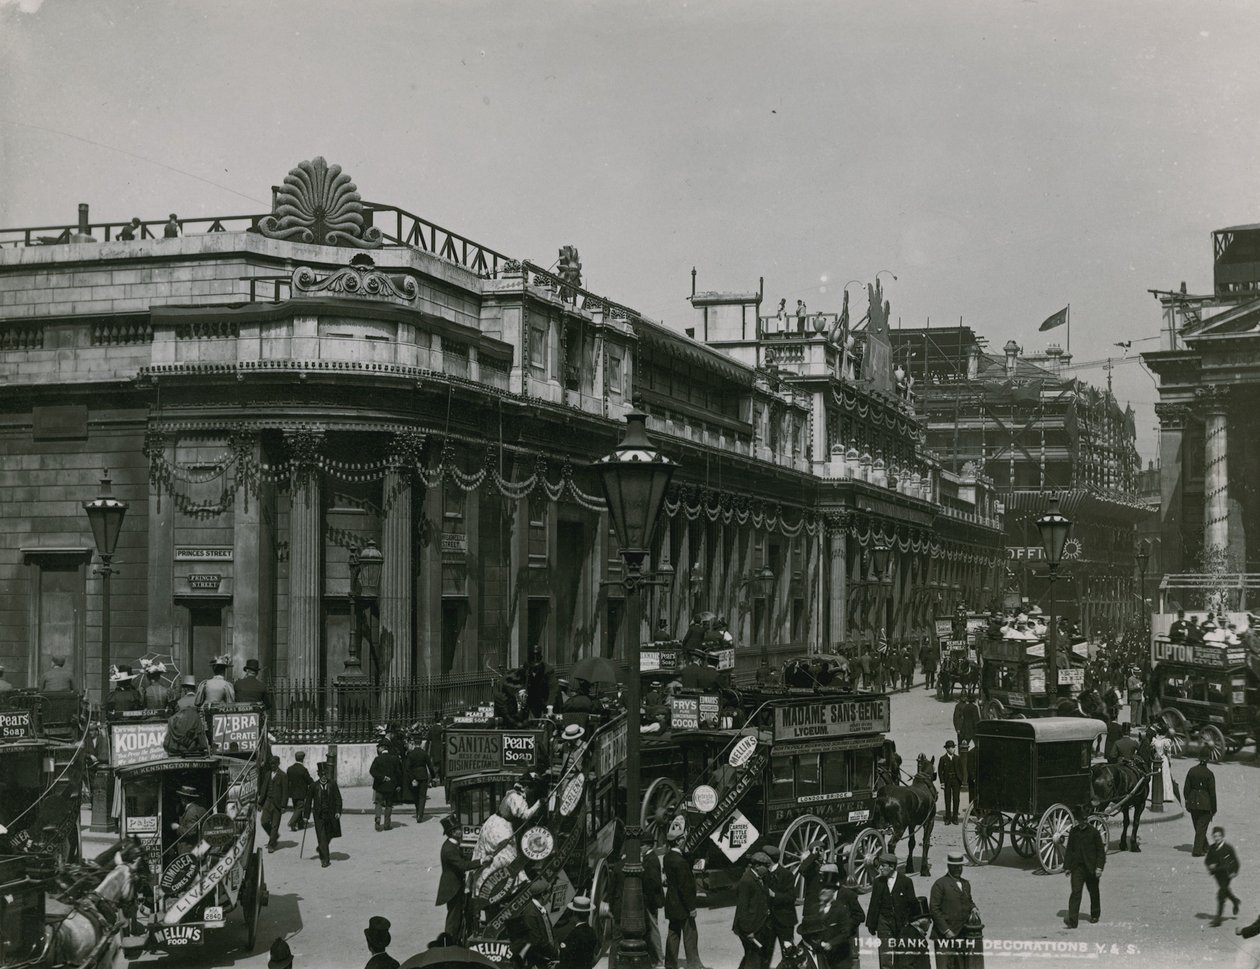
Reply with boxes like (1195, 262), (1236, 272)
(171, 784), (208, 855)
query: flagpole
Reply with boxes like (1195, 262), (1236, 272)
(1067, 304), (1071, 355)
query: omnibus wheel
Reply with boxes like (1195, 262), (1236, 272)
(984, 699), (1006, 721)
(1035, 803), (1075, 874)
(847, 828), (886, 894)
(779, 815), (835, 897)
(641, 778), (682, 845)
(1009, 813), (1038, 858)
(1200, 725), (1225, 762)
(590, 858), (611, 955)
(960, 804), (1004, 865)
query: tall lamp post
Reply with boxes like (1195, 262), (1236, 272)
(594, 411), (676, 969)
(872, 542), (892, 649)
(1135, 540), (1151, 623)
(84, 474), (128, 707)
(751, 565), (776, 669)
(1035, 498), (1073, 701)
(347, 540), (384, 717)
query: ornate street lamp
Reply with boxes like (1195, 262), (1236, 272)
(347, 540), (384, 716)
(752, 565), (776, 668)
(871, 541), (893, 649)
(84, 473), (128, 706)
(1036, 498), (1073, 701)
(594, 411), (676, 969)
(1135, 540), (1151, 622)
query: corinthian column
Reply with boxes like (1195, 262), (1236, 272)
(828, 520), (847, 649)
(1200, 389), (1231, 566)
(381, 464), (414, 680)
(285, 429), (324, 683)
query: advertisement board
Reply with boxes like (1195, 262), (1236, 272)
(0, 710), (33, 741)
(445, 730), (544, 778)
(772, 697), (891, 742)
(211, 711), (261, 753)
(594, 719), (627, 778)
(669, 696), (700, 730)
(110, 722), (168, 768)
(1150, 638), (1246, 670)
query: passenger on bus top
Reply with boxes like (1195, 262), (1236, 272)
(1169, 610), (1190, 643)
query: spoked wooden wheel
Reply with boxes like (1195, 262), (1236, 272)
(847, 827), (887, 894)
(1087, 813), (1112, 854)
(641, 778), (682, 845)
(590, 858), (611, 954)
(780, 815), (836, 898)
(1200, 725), (1225, 762)
(1161, 710), (1188, 757)
(960, 804), (1004, 865)
(1009, 812), (1038, 858)
(1036, 803), (1075, 874)
(984, 698), (1006, 720)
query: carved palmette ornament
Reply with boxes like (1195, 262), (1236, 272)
(258, 157), (383, 249)
(291, 257), (417, 303)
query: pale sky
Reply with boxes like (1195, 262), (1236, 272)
(4, 0), (1259, 462)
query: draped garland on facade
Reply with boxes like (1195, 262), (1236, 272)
(144, 427), (1001, 567)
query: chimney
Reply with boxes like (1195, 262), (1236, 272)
(1003, 339), (1021, 377)
(1044, 344), (1063, 376)
(71, 203), (96, 244)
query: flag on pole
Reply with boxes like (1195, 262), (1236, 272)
(1038, 306), (1069, 332)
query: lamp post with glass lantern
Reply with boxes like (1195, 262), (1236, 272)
(594, 411), (677, 969)
(347, 539), (384, 718)
(872, 541), (892, 650)
(751, 565), (775, 670)
(1035, 498), (1073, 700)
(1135, 540), (1151, 623)
(84, 473), (128, 706)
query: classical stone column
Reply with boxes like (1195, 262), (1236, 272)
(828, 521), (847, 650)
(145, 432), (175, 654)
(285, 429), (324, 683)
(381, 465), (414, 681)
(1200, 389), (1231, 566)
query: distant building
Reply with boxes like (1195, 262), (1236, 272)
(889, 327), (1146, 635)
(1143, 223), (1260, 608)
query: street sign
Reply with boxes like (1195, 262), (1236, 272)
(710, 807), (759, 862)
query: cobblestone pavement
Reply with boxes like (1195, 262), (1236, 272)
(100, 678), (1260, 968)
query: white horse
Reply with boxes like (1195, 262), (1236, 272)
(45, 842), (140, 969)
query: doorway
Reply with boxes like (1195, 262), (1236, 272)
(186, 602), (225, 676)
(526, 598), (550, 660)
(441, 598), (469, 674)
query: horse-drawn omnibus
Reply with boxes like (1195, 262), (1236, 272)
(978, 637), (1090, 720)
(961, 718), (1110, 873)
(1150, 636), (1258, 760)
(0, 691), (89, 864)
(113, 704), (269, 953)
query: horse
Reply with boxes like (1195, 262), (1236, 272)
(1090, 757), (1151, 852)
(875, 753), (938, 877)
(45, 838), (142, 967)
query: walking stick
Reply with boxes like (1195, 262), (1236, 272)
(299, 814), (308, 859)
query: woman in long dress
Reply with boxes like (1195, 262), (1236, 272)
(1151, 725), (1177, 803)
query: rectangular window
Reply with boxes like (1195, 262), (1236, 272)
(529, 325), (548, 371)
(528, 495), (548, 565)
(796, 752), (821, 801)
(608, 352), (623, 396)
(769, 754), (794, 802)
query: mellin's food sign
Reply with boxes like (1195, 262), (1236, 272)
(773, 697), (890, 741)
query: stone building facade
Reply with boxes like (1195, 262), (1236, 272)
(0, 158), (1004, 701)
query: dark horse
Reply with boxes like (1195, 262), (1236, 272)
(1090, 757), (1151, 852)
(875, 753), (938, 877)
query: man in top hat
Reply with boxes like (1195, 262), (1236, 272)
(509, 878), (558, 968)
(195, 655), (235, 706)
(268, 938), (294, 969)
(363, 915), (398, 969)
(865, 852), (917, 968)
(437, 814), (486, 943)
(405, 736), (434, 823)
(173, 674), (198, 711)
(171, 784), (208, 855)
(733, 850), (775, 969)
(556, 896), (599, 969)
(1169, 609), (1190, 643)
(523, 644), (560, 720)
(260, 754), (288, 852)
(369, 740), (403, 832)
(286, 752), (312, 831)
(939, 741), (962, 825)
(233, 658), (272, 710)
(799, 860), (865, 969)
(40, 655), (74, 692)
(930, 852), (978, 968)
(304, 761), (342, 868)
(107, 666), (142, 715)
(1062, 804), (1105, 928)
(663, 815), (702, 969)
(761, 846), (799, 964)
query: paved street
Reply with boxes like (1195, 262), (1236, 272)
(98, 679), (1260, 968)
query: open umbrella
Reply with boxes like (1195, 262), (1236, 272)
(570, 655), (620, 685)
(695, 611), (717, 625)
(399, 947), (500, 969)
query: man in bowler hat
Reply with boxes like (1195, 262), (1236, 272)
(663, 816), (702, 969)
(259, 754), (287, 852)
(363, 915), (398, 969)
(286, 752), (312, 831)
(929, 852), (978, 968)
(1063, 805), (1105, 928)
(304, 761), (342, 868)
(939, 741), (962, 825)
